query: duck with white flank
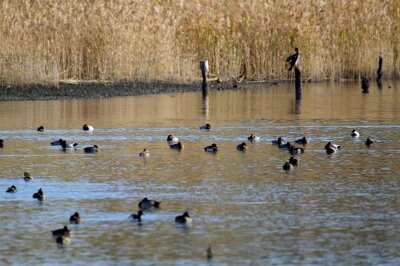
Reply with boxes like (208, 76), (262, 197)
(167, 135), (179, 142)
(33, 188), (45, 201)
(138, 198), (161, 210)
(6, 185), (17, 193)
(365, 137), (374, 146)
(351, 130), (360, 137)
(37, 125), (45, 132)
(175, 211), (192, 224)
(129, 210), (143, 222)
(23, 172), (33, 182)
(282, 161), (293, 171)
(295, 136), (309, 145)
(84, 145), (100, 153)
(139, 149), (150, 157)
(52, 226), (71, 245)
(325, 142), (341, 154)
(204, 143), (218, 152)
(69, 212), (81, 224)
(170, 142), (184, 150)
(237, 142), (247, 151)
(61, 140), (78, 150)
(289, 146), (305, 155)
(82, 124), (94, 131)
(289, 157), (299, 166)
(248, 134), (261, 142)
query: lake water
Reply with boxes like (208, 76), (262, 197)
(0, 81), (399, 265)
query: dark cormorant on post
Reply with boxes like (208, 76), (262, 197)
(286, 48), (300, 71)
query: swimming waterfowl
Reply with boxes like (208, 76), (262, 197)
(289, 146), (305, 155)
(351, 130), (360, 137)
(237, 142), (247, 151)
(0, 139), (4, 148)
(286, 47), (300, 71)
(175, 211), (192, 224)
(295, 136), (309, 145)
(279, 141), (293, 150)
(289, 157), (299, 166)
(84, 145), (100, 153)
(23, 172), (33, 182)
(325, 142), (340, 154)
(207, 246), (213, 261)
(272, 137), (284, 146)
(129, 210), (143, 222)
(6, 185), (17, 193)
(248, 134), (261, 142)
(170, 142), (184, 150)
(167, 135), (179, 142)
(52, 225), (71, 238)
(37, 125), (45, 132)
(69, 212), (80, 224)
(138, 197), (161, 210)
(204, 143), (218, 152)
(82, 124), (94, 131)
(282, 162), (293, 171)
(61, 140), (78, 150)
(365, 137), (374, 146)
(199, 123), (211, 130)
(55, 234), (71, 245)
(139, 149), (150, 157)
(50, 139), (64, 146)
(33, 188), (45, 201)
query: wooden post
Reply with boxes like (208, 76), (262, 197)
(377, 55), (383, 89)
(361, 77), (369, 93)
(200, 60), (209, 96)
(294, 66), (302, 100)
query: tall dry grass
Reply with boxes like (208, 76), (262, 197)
(0, 0), (399, 86)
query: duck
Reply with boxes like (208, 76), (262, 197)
(50, 139), (64, 146)
(282, 162), (293, 171)
(37, 125), (45, 132)
(139, 149), (150, 157)
(199, 123), (211, 130)
(365, 137), (374, 146)
(0, 139), (4, 148)
(52, 225), (71, 238)
(169, 142), (184, 150)
(6, 185), (17, 193)
(325, 142), (340, 154)
(207, 246), (213, 261)
(248, 134), (261, 142)
(33, 188), (45, 201)
(204, 143), (218, 152)
(271, 137), (284, 146)
(279, 141), (293, 150)
(351, 130), (360, 137)
(69, 212), (80, 224)
(129, 210), (143, 222)
(61, 140), (78, 150)
(82, 124), (94, 131)
(289, 157), (299, 166)
(236, 142), (247, 151)
(295, 136), (309, 145)
(84, 145), (100, 153)
(55, 234), (71, 245)
(167, 135), (179, 142)
(286, 47), (300, 71)
(23, 172), (33, 182)
(138, 197), (161, 210)
(175, 211), (192, 224)
(289, 146), (305, 155)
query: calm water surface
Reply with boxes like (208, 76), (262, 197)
(0, 81), (399, 265)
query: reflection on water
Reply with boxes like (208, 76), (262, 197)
(1, 81), (400, 265)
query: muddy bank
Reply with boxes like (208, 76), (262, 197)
(0, 79), (285, 101)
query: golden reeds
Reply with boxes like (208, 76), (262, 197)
(0, 0), (399, 86)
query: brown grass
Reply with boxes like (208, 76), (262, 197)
(0, 0), (399, 86)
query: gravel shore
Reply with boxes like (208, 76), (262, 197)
(0, 79), (283, 101)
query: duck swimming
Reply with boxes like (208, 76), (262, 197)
(248, 134), (261, 142)
(0, 139), (4, 148)
(82, 124), (94, 131)
(199, 123), (211, 130)
(279, 141), (293, 150)
(69, 212), (80, 224)
(61, 140), (78, 150)
(289, 157), (299, 166)
(272, 137), (284, 145)
(139, 149), (150, 157)
(23, 172), (33, 182)
(365, 137), (374, 146)
(289, 146), (305, 155)
(52, 225), (71, 238)
(138, 197), (161, 210)
(295, 136), (309, 145)
(6, 185), (17, 193)
(237, 142), (247, 151)
(170, 142), (184, 150)
(37, 125), (45, 132)
(204, 143), (218, 152)
(167, 135), (179, 142)
(84, 145), (100, 153)
(175, 211), (192, 224)
(351, 130), (360, 137)
(50, 139), (64, 146)
(129, 210), (143, 222)
(282, 161), (293, 171)
(325, 142), (340, 154)
(33, 188), (45, 201)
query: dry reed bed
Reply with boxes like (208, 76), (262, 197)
(0, 0), (399, 87)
